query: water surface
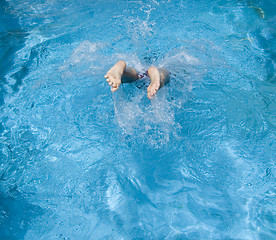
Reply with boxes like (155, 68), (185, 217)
(0, 0), (275, 239)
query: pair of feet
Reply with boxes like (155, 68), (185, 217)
(104, 61), (164, 99)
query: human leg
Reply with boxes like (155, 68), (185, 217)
(147, 66), (170, 99)
(104, 60), (139, 92)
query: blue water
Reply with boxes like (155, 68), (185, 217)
(0, 0), (275, 239)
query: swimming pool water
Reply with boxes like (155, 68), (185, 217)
(0, 0), (275, 239)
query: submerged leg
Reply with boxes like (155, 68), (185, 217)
(104, 60), (139, 92)
(147, 66), (170, 99)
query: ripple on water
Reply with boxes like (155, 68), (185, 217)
(0, 0), (275, 239)
(249, 188), (276, 239)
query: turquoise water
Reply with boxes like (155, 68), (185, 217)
(0, 0), (275, 239)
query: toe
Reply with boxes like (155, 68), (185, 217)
(111, 86), (119, 92)
(147, 92), (153, 99)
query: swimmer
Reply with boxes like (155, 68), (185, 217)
(104, 60), (170, 99)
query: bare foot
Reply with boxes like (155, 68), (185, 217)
(147, 66), (161, 99)
(104, 60), (126, 92)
